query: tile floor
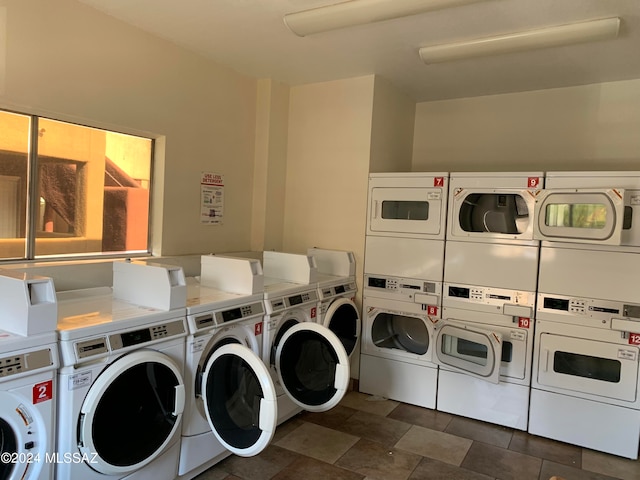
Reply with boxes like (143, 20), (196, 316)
(196, 391), (640, 480)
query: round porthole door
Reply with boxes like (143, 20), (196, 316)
(78, 350), (185, 475)
(324, 298), (360, 357)
(275, 322), (350, 412)
(201, 343), (277, 457)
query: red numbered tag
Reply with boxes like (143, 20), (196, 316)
(254, 322), (263, 336)
(629, 333), (640, 345)
(434, 177), (444, 187)
(427, 305), (438, 316)
(311, 307), (317, 319)
(527, 177), (540, 188)
(518, 317), (531, 329)
(33, 380), (53, 404)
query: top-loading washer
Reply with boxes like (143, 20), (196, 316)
(55, 260), (188, 480)
(0, 329), (58, 480)
(178, 256), (276, 479)
(307, 248), (360, 358)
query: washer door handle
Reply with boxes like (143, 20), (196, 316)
(173, 384), (185, 416)
(542, 349), (549, 372)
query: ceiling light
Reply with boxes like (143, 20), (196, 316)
(284, 0), (490, 37)
(419, 17), (621, 64)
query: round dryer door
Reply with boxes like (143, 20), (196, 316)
(324, 298), (360, 357)
(275, 322), (350, 412)
(202, 343), (277, 457)
(78, 350), (186, 476)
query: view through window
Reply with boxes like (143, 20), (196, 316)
(0, 109), (152, 260)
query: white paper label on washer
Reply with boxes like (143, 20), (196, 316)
(630, 195), (640, 206)
(190, 338), (206, 353)
(509, 331), (526, 342)
(618, 349), (637, 361)
(427, 192), (441, 200)
(69, 371), (92, 390)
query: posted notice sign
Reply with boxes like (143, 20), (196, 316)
(201, 172), (224, 225)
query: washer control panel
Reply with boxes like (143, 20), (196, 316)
(0, 348), (53, 378)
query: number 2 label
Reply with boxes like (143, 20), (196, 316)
(33, 380), (53, 404)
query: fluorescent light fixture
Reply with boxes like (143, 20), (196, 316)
(419, 17), (621, 64)
(284, 0), (489, 37)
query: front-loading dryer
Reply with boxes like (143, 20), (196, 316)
(0, 330), (58, 480)
(178, 278), (276, 479)
(262, 279), (350, 425)
(55, 287), (187, 480)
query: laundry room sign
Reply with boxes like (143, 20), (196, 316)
(201, 172), (224, 225)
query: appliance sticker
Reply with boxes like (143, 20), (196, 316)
(33, 380), (53, 404)
(190, 338), (206, 353)
(311, 307), (317, 318)
(510, 331), (526, 342)
(427, 192), (441, 200)
(628, 333), (640, 346)
(518, 317), (531, 329)
(527, 177), (540, 188)
(631, 195), (640, 206)
(618, 349), (637, 361)
(254, 322), (263, 337)
(69, 371), (92, 391)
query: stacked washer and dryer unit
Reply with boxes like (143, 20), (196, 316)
(529, 171), (640, 459)
(436, 172), (543, 430)
(0, 271), (59, 480)
(360, 173), (449, 409)
(55, 260), (189, 480)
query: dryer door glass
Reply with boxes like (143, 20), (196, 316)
(434, 323), (502, 384)
(78, 350), (185, 475)
(458, 193), (530, 235)
(275, 322), (349, 412)
(324, 298), (360, 357)
(371, 312), (429, 355)
(0, 417), (17, 479)
(534, 189), (625, 245)
(202, 343), (277, 457)
(536, 333), (638, 401)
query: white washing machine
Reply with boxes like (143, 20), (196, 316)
(434, 284), (534, 430)
(307, 248), (360, 358)
(262, 278), (350, 425)
(0, 330), (58, 480)
(178, 277), (276, 479)
(55, 287), (188, 480)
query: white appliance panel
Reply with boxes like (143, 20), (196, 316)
(529, 389), (640, 459)
(444, 241), (539, 292)
(364, 235), (445, 280)
(437, 370), (529, 430)
(359, 354), (437, 409)
(538, 247), (640, 303)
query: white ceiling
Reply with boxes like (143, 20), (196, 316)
(76, 0), (640, 102)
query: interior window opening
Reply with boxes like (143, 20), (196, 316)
(371, 313), (428, 355)
(381, 200), (429, 221)
(545, 203), (607, 229)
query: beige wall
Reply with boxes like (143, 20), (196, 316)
(252, 79), (290, 252)
(0, 0), (257, 256)
(370, 76), (416, 173)
(412, 79), (640, 172)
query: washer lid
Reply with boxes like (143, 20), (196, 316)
(324, 298), (360, 357)
(275, 322), (349, 412)
(78, 350), (185, 475)
(202, 343), (277, 457)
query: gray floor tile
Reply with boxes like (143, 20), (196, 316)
(444, 416), (513, 448)
(335, 438), (422, 480)
(460, 441), (541, 480)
